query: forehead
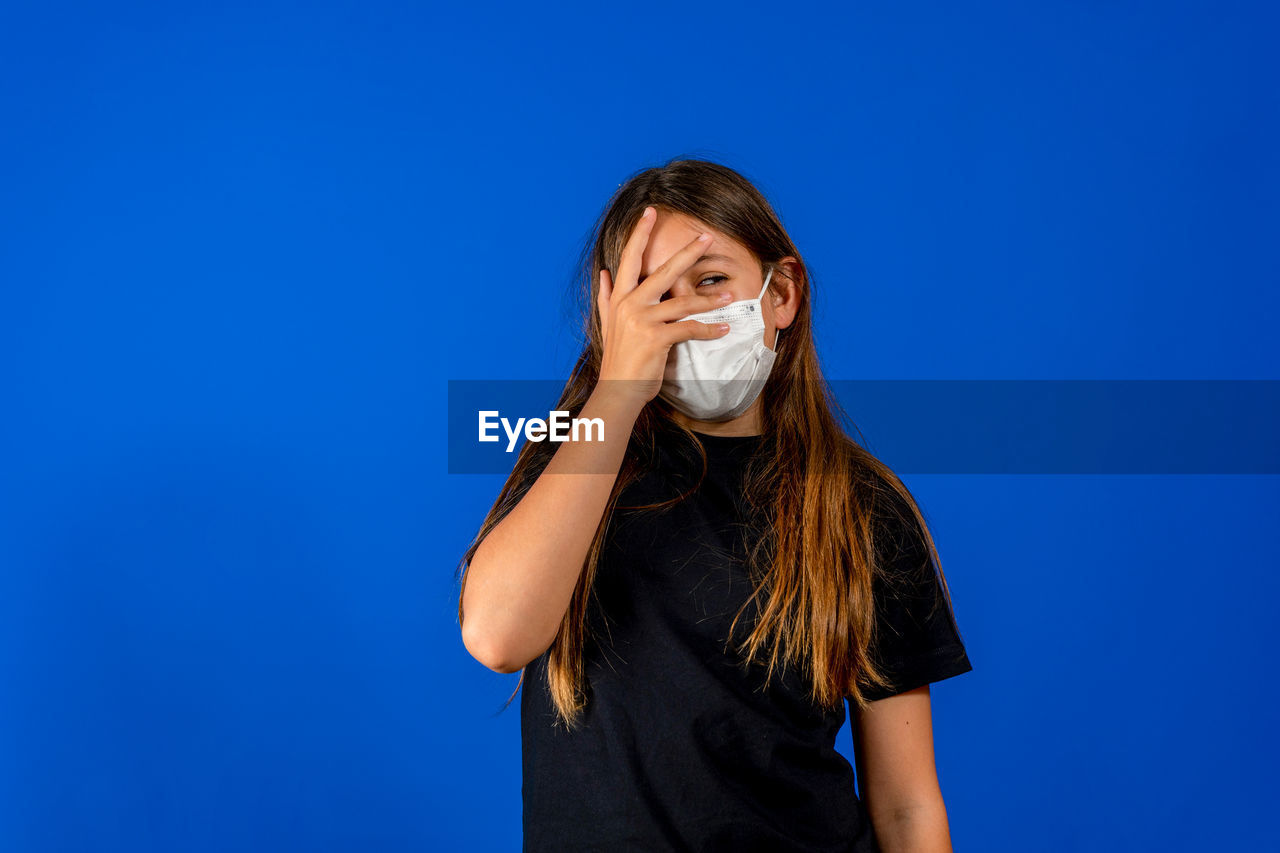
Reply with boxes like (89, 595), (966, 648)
(638, 211), (751, 277)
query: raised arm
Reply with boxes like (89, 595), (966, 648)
(460, 206), (732, 673)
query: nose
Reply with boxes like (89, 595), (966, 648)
(664, 276), (696, 300)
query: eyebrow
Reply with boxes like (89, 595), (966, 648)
(693, 253), (736, 265)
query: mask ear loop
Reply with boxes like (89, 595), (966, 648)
(757, 265), (774, 300)
(760, 265), (782, 351)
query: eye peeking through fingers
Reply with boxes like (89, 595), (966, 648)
(697, 275), (729, 288)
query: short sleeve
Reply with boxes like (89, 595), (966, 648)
(858, 491), (973, 702)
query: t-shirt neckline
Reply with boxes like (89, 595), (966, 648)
(687, 430), (766, 464)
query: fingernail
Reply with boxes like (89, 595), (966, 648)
(642, 206), (653, 218)
(718, 323), (730, 332)
(697, 232), (711, 242)
(718, 292), (732, 302)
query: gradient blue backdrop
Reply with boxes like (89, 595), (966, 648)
(2, 2), (1277, 851)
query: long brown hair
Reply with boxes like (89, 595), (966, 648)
(456, 157), (964, 729)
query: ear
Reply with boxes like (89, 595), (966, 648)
(768, 257), (803, 331)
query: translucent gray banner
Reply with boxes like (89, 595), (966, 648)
(446, 380), (1280, 474)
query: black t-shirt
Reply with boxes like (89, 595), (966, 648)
(520, 430), (973, 852)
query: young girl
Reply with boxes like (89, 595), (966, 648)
(458, 158), (974, 852)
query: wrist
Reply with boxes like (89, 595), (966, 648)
(584, 384), (647, 430)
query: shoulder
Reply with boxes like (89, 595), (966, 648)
(839, 449), (922, 541)
(856, 466), (936, 596)
(821, 437), (928, 562)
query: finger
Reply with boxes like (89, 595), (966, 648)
(660, 319), (731, 346)
(612, 206), (657, 300)
(596, 268), (613, 340)
(648, 291), (732, 323)
(597, 267), (612, 317)
(633, 230), (713, 303)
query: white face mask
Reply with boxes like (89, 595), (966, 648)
(659, 267), (778, 422)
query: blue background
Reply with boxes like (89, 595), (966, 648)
(2, 1), (1277, 850)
